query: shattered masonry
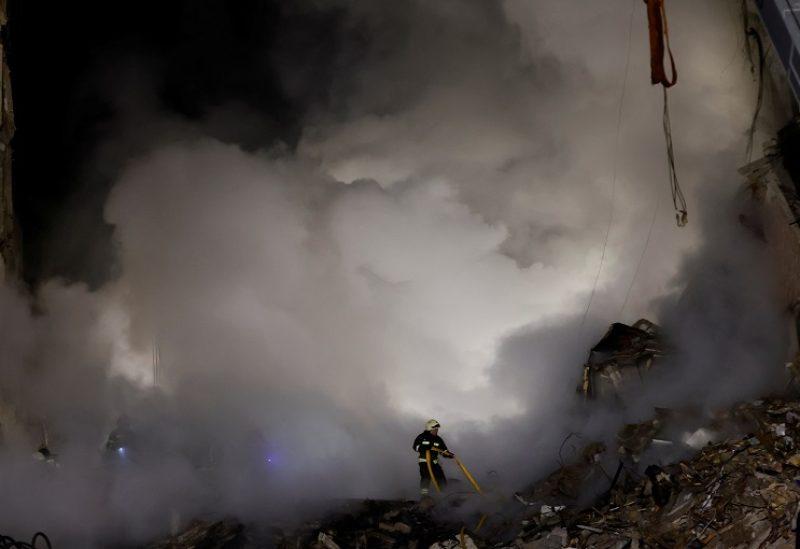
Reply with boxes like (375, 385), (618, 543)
(578, 319), (665, 401)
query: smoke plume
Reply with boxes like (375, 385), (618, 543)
(0, 0), (787, 544)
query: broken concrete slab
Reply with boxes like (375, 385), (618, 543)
(578, 319), (666, 400)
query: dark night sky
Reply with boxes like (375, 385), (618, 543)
(7, 1), (343, 286)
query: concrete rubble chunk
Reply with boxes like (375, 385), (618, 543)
(268, 499), (487, 548)
(316, 531), (341, 549)
(429, 533), (478, 549)
(379, 521), (413, 534)
(146, 519), (245, 549)
(578, 319), (665, 400)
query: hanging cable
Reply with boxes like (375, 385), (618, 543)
(744, 27), (765, 162)
(0, 532), (52, 549)
(645, 0), (677, 88)
(615, 0), (689, 321)
(618, 184), (662, 319)
(647, 0), (687, 226)
(662, 86), (687, 226)
(152, 339), (160, 387)
(580, 0), (637, 328)
(741, 0), (753, 66)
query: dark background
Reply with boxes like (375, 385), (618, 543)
(6, 1), (346, 287)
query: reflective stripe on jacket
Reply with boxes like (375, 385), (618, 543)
(412, 430), (448, 463)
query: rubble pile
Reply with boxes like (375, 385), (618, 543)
(272, 499), (485, 549)
(153, 395), (800, 548)
(519, 398), (800, 548)
(578, 320), (665, 400)
(147, 519), (245, 549)
(520, 441), (608, 505)
(147, 519), (246, 549)
(145, 322), (800, 548)
(147, 500), (488, 549)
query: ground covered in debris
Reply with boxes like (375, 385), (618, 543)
(141, 321), (800, 548)
(145, 499), (487, 548)
(516, 397), (800, 548)
(147, 397), (800, 548)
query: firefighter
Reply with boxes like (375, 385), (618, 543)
(104, 414), (137, 464)
(412, 419), (453, 496)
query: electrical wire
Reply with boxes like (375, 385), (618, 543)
(745, 27), (765, 162)
(742, 0), (753, 66)
(617, 181), (662, 319)
(653, 0), (687, 227)
(0, 532), (52, 549)
(580, 0), (637, 328)
(662, 86), (687, 226)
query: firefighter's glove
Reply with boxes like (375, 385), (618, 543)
(442, 451), (455, 459)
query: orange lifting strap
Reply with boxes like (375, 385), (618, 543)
(645, 0), (677, 88)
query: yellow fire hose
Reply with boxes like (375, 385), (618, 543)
(424, 448), (487, 542)
(425, 450), (441, 493)
(474, 513), (487, 533)
(454, 456), (483, 495)
(428, 447), (483, 494)
(428, 448), (483, 495)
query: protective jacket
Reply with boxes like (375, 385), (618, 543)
(412, 431), (450, 464)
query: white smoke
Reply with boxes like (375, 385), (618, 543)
(0, 0), (788, 544)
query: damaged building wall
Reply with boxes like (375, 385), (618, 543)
(0, 0), (19, 284)
(739, 120), (800, 367)
(750, 0), (800, 106)
(578, 319), (665, 401)
(743, 0), (798, 139)
(738, 1), (800, 360)
(0, 0), (23, 454)
(740, 149), (800, 308)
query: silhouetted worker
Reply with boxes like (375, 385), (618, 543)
(32, 422), (58, 466)
(412, 419), (453, 496)
(105, 414), (137, 463)
(32, 445), (57, 466)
